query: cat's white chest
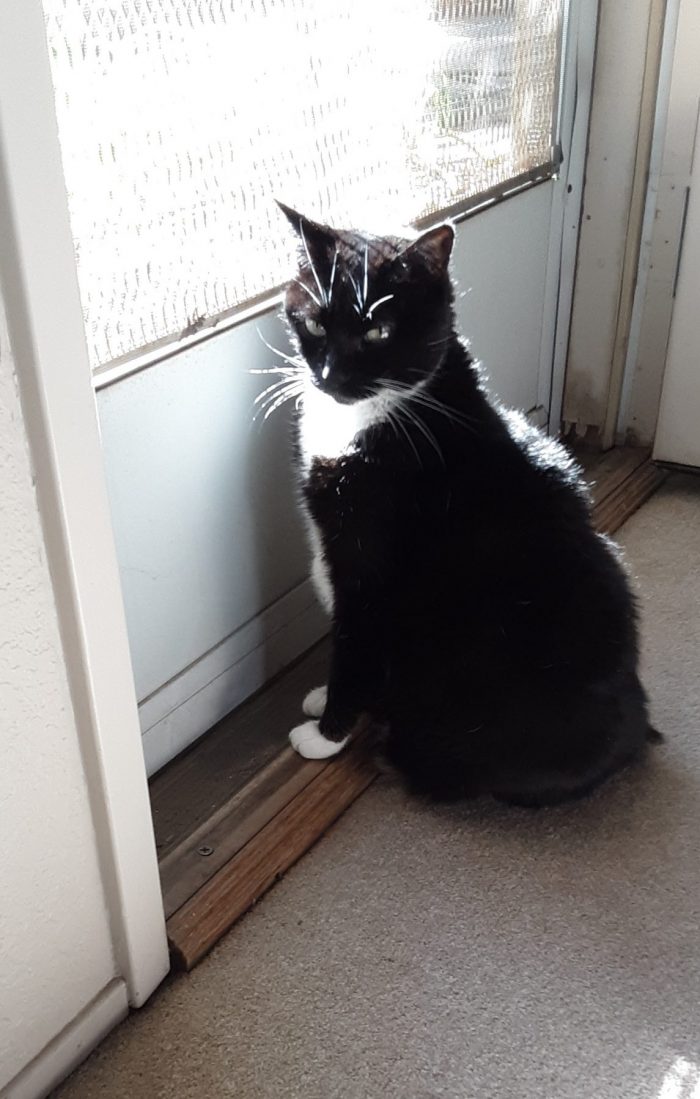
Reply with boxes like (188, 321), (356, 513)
(299, 383), (363, 473)
(298, 378), (396, 474)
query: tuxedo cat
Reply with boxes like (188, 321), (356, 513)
(276, 202), (657, 806)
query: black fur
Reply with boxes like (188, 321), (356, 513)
(279, 204), (656, 807)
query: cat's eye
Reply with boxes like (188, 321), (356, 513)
(365, 324), (391, 343)
(304, 316), (326, 338)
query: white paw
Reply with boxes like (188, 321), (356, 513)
(289, 720), (349, 760)
(303, 685), (328, 718)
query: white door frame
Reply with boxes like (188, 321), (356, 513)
(616, 0), (698, 447)
(69, 0), (597, 780)
(562, 0), (669, 445)
(0, 0), (169, 1008)
(538, 0), (600, 434)
(0, 0), (593, 1012)
(651, 0), (700, 466)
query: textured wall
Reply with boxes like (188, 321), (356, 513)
(0, 297), (115, 1089)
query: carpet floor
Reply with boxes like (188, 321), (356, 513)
(56, 473), (700, 1099)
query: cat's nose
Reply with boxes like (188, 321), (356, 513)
(318, 356), (348, 389)
(316, 364), (354, 404)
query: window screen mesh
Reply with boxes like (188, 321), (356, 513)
(44, 0), (563, 369)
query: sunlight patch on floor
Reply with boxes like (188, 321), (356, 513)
(658, 1057), (700, 1099)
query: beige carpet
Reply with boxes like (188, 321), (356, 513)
(56, 474), (700, 1099)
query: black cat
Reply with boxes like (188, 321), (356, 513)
(276, 202), (658, 807)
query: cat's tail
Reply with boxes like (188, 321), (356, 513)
(647, 725), (664, 744)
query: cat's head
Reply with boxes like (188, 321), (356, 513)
(279, 203), (455, 405)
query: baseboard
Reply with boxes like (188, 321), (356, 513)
(140, 578), (328, 775)
(1, 980), (128, 1099)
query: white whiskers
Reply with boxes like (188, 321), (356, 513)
(253, 375), (304, 426)
(253, 376), (297, 407)
(255, 329), (305, 370)
(300, 221), (328, 307)
(380, 378), (479, 433)
(371, 376), (483, 467)
(252, 328), (305, 427)
(366, 294), (394, 319)
(363, 242), (369, 308)
(385, 405), (423, 470)
(347, 271), (364, 316)
(328, 246), (339, 307)
(262, 382), (304, 422)
(294, 278), (322, 308)
(346, 242), (388, 320)
(396, 400), (444, 467)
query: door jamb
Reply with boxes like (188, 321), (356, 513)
(538, 0), (600, 435)
(0, 0), (169, 1007)
(615, 0), (693, 447)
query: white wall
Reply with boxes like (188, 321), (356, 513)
(0, 298), (120, 1092)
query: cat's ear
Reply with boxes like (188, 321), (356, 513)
(276, 201), (309, 234)
(402, 223), (454, 275)
(276, 201), (336, 278)
(276, 202), (331, 246)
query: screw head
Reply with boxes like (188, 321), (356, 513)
(197, 844), (214, 857)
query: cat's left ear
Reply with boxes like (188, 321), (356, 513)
(403, 223), (454, 275)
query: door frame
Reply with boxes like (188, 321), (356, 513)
(538, 0), (600, 434)
(0, 0), (169, 1010)
(90, 0), (598, 780)
(616, 0), (698, 448)
(0, 0), (594, 1005)
(563, 0), (670, 447)
(651, 0), (700, 466)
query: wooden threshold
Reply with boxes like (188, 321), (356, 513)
(580, 445), (667, 533)
(152, 445), (665, 970)
(167, 735), (375, 969)
(151, 640), (330, 864)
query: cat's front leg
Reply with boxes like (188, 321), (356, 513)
(289, 717), (347, 760)
(302, 685), (328, 718)
(289, 678), (355, 760)
(289, 619), (375, 760)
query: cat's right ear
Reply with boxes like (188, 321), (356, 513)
(276, 202), (336, 276)
(276, 202), (329, 244)
(276, 201), (306, 234)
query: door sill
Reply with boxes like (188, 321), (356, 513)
(150, 445), (665, 970)
(577, 444), (666, 532)
(150, 638), (375, 970)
